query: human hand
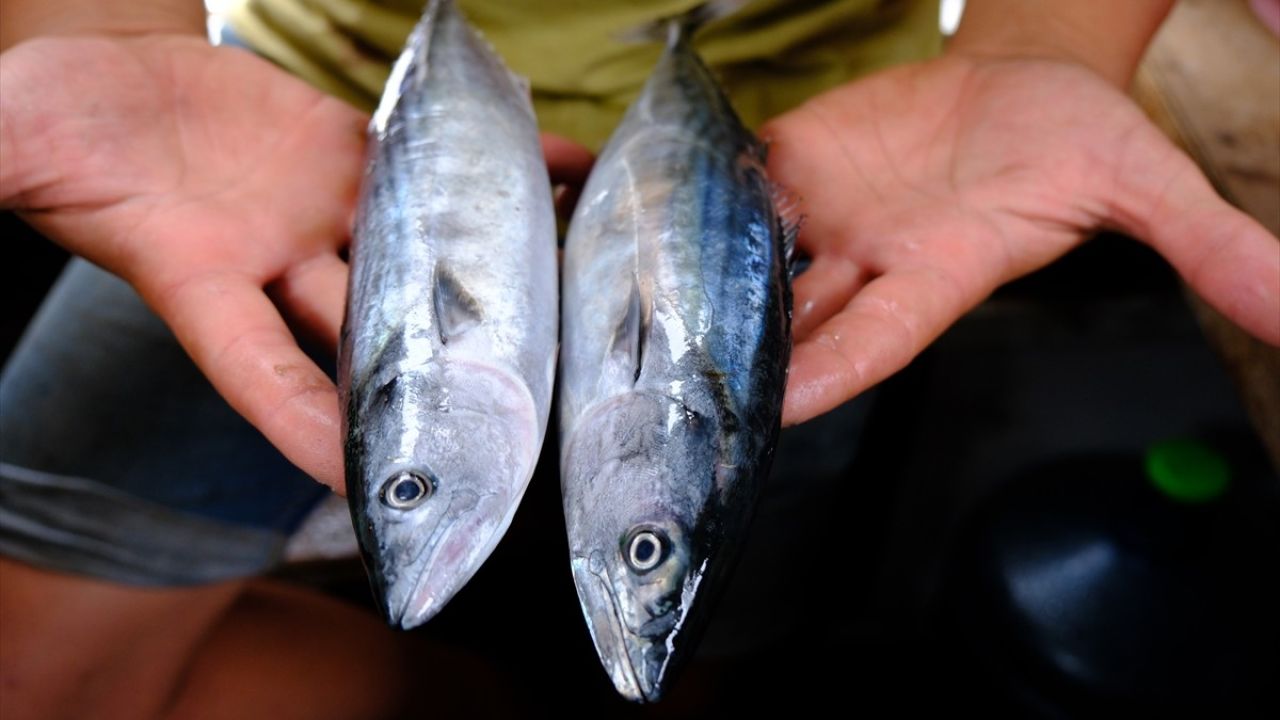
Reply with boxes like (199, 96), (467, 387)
(0, 35), (593, 491)
(764, 53), (1280, 426)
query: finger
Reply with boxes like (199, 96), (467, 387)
(1109, 125), (1280, 345)
(541, 133), (594, 188)
(553, 183), (582, 223)
(790, 253), (870, 341)
(145, 271), (345, 493)
(782, 264), (977, 425)
(269, 253), (350, 355)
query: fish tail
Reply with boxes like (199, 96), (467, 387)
(619, 0), (749, 47)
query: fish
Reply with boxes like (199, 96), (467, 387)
(338, 0), (558, 630)
(557, 3), (794, 702)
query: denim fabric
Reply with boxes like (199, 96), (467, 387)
(0, 260), (329, 584)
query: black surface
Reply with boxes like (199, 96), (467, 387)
(931, 453), (1279, 718)
(3, 214), (69, 365)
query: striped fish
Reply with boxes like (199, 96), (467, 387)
(558, 3), (794, 701)
(339, 0), (557, 630)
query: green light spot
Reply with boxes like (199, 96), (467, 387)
(1145, 440), (1230, 503)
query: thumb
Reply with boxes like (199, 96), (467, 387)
(1108, 122), (1280, 345)
(541, 133), (594, 187)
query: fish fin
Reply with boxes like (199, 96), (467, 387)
(769, 181), (806, 276)
(617, 0), (749, 47)
(370, 0), (448, 134)
(611, 280), (649, 384)
(434, 266), (483, 344)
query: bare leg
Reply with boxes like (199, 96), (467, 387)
(0, 557), (243, 720)
(1, 558), (518, 720)
(167, 579), (519, 719)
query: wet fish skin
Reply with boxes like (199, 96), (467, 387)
(339, 0), (557, 630)
(558, 12), (792, 703)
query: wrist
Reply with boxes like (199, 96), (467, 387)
(1, 1), (206, 51)
(945, 0), (1173, 88)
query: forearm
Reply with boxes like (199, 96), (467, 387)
(0, 0), (205, 50)
(948, 0), (1174, 87)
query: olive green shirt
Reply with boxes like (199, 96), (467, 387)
(227, 0), (941, 149)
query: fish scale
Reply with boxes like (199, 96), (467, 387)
(339, 0), (557, 630)
(559, 4), (793, 703)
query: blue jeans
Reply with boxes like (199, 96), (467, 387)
(0, 260), (328, 585)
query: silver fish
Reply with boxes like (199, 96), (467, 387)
(558, 7), (793, 702)
(339, 0), (557, 630)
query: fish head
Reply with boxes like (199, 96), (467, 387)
(562, 391), (722, 702)
(345, 359), (540, 629)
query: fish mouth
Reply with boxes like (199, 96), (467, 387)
(569, 555), (679, 703)
(377, 522), (459, 629)
(373, 489), (504, 629)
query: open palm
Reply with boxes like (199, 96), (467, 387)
(765, 54), (1280, 424)
(0, 34), (592, 490)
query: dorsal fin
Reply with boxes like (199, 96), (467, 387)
(370, 0), (449, 134)
(610, 280), (649, 383)
(434, 265), (483, 344)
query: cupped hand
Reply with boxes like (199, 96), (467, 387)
(0, 34), (594, 491)
(763, 53), (1280, 425)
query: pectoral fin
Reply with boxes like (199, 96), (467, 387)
(610, 280), (649, 384)
(434, 265), (483, 344)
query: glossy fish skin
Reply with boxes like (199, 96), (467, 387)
(339, 0), (557, 630)
(558, 18), (792, 703)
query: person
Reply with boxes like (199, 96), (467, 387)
(1, 0), (1276, 717)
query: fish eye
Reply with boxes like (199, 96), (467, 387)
(381, 471), (434, 510)
(625, 529), (666, 573)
